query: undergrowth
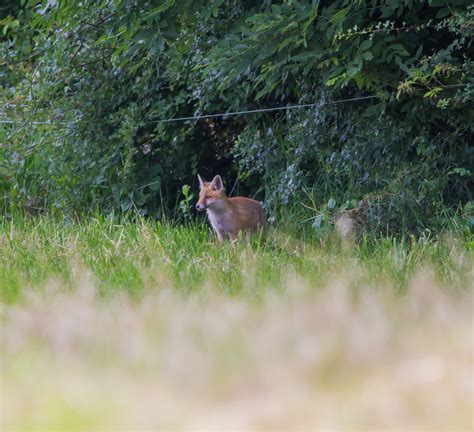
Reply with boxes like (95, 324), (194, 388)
(1, 213), (472, 430)
(1, 214), (471, 303)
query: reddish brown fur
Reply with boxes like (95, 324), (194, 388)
(196, 175), (266, 242)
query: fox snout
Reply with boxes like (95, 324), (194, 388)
(195, 203), (206, 211)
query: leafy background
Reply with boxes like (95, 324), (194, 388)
(1, 0), (473, 233)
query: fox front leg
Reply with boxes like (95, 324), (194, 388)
(215, 230), (225, 244)
(229, 231), (238, 244)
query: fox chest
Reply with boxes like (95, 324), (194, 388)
(206, 210), (234, 234)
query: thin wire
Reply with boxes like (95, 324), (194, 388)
(0, 95), (378, 127)
(152, 95), (378, 123)
(0, 119), (69, 126)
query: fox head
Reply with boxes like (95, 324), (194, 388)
(196, 174), (225, 211)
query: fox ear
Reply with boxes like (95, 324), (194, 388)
(210, 175), (223, 191)
(197, 174), (204, 188)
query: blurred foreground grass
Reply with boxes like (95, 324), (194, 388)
(0, 215), (473, 429)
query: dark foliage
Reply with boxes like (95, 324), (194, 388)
(1, 0), (472, 233)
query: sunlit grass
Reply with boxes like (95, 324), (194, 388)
(1, 215), (472, 302)
(0, 215), (472, 429)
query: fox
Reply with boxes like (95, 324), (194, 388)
(196, 174), (266, 243)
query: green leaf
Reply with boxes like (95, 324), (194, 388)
(363, 104), (381, 118)
(360, 39), (372, 51)
(435, 7), (451, 18)
(327, 198), (336, 209)
(325, 75), (343, 86)
(448, 168), (471, 177)
(148, 180), (161, 191)
(363, 51), (373, 61)
(390, 44), (409, 56)
(143, 0), (175, 20)
(348, 64), (361, 77)
(121, 199), (132, 212)
(312, 214), (325, 229)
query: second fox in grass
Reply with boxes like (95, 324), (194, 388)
(196, 174), (266, 243)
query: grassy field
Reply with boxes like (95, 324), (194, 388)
(1, 215), (473, 430)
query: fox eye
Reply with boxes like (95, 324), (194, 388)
(205, 195), (211, 199)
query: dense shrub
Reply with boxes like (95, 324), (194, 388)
(1, 1), (472, 232)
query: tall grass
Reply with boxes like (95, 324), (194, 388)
(1, 214), (472, 302)
(1, 214), (473, 429)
